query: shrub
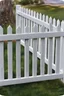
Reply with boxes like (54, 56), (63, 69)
(20, 0), (30, 5)
(34, 0), (39, 4)
(19, 0), (44, 5)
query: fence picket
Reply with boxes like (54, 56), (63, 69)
(24, 39), (29, 77)
(24, 26), (29, 77)
(39, 13), (42, 52)
(45, 15), (48, 59)
(30, 10), (33, 46)
(53, 18), (56, 26)
(7, 26), (13, 79)
(55, 20), (61, 73)
(16, 27), (21, 78)
(33, 11), (36, 26)
(48, 17), (53, 74)
(43, 14), (45, 21)
(32, 25), (37, 76)
(0, 26), (4, 80)
(40, 26), (45, 75)
(52, 18), (56, 64)
(36, 12), (39, 51)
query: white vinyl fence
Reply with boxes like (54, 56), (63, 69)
(16, 5), (64, 83)
(0, 5), (64, 86)
(0, 25), (63, 86)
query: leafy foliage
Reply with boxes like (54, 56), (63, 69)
(19, 0), (44, 5)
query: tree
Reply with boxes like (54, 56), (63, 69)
(0, 0), (15, 26)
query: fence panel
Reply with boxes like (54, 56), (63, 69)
(15, 5), (64, 83)
(0, 25), (63, 86)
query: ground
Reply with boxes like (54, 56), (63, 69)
(24, 4), (64, 20)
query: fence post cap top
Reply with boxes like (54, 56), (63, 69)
(16, 5), (21, 9)
(62, 20), (64, 24)
(57, 19), (60, 26)
(7, 25), (12, 31)
(8, 25), (12, 28)
(53, 18), (56, 21)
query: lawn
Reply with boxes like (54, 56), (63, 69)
(24, 5), (64, 21)
(0, 5), (64, 96)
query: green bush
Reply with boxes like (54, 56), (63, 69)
(34, 0), (39, 4)
(20, 0), (33, 5)
(19, 0), (44, 5)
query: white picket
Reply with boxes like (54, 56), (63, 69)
(24, 26), (29, 77)
(46, 15), (49, 23)
(28, 9), (31, 31)
(55, 20), (61, 73)
(0, 26), (4, 80)
(30, 10), (33, 46)
(32, 25), (37, 76)
(23, 8), (26, 33)
(52, 18), (56, 64)
(7, 26), (13, 79)
(25, 9), (28, 27)
(45, 15), (48, 59)
(48, 17), (53, 74)
(24, 39), (29, 77)
(39, 13), (42, 52)
(40, 26), (45, 75)
(53, 18), (56, 26)
(43, 14), (45, 21)
(36, 12), (39, 51)
(16, 27), (21, 78)
(33, 11), (36, 26)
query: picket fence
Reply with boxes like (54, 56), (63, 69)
(0, 5), (64, 86)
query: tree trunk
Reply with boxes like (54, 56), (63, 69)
(0, 0), (15, 26)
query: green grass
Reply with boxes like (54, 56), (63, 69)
(1, 40), (64, 96)
(24, 5), (64, 20)
(0, 79), (64, 96)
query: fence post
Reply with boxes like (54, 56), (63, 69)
(16, 27), (21, 78)
(48, 17), (53, 74)
(60, 21), (64, 83)
(16, 5), (21, 33)
(55, 20), (61, 74)
(0, 26), (4, 80)
(24, 26), (29, 77)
